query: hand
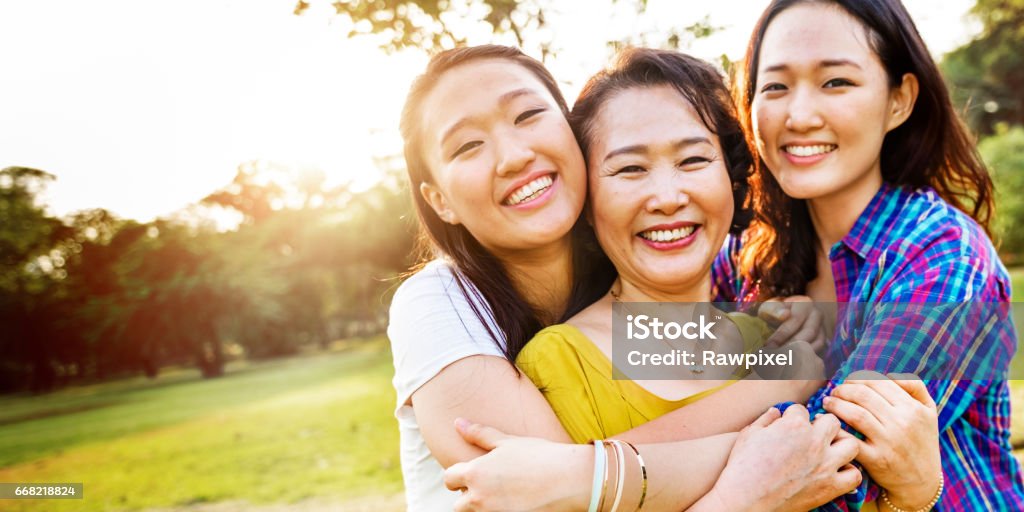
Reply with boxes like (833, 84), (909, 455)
(702, 405), (862, 511)
(822, 371), (942, 510)
(444, 418), (591, 512)
(759, 296), (828, 355)
(755, 340), (825, 381)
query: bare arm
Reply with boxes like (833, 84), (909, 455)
(411, 355), (572, 468)
(445, 406), (861, 512)
(614, 378), (823, 443)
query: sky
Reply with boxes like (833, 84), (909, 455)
(0, 0), (978, 223)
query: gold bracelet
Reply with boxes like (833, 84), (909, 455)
(596, 441), (610, 512)
(622, 441), (647, 511)
(880, 473), (944, 512)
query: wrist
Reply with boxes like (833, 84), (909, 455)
(568, 443), (595, 510)
(881, 473), (943, 512)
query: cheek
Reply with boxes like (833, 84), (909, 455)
(702, 170), (735, 230)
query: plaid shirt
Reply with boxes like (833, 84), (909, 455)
(712, 183), (1024, 511)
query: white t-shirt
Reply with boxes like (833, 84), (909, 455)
(387, 260), (506, 511)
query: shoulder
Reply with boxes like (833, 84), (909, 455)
(879, 189), (1009, 300)
(517, 324), (588, 365)
(389, 260), (497, 328)
(390, 260), (462, 309)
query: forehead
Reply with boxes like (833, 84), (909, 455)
(591, 85), (712, 150)
(420, 59), (553, 132)
(758, 3), (877, 72)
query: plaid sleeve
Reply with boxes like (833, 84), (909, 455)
(711, 234), (742, 302)
(808, 256), (1017, 511)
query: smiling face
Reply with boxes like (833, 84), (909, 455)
(587, 85), (733, 300)
(416, 59), (586, 257)
(751, 2), (913, 206)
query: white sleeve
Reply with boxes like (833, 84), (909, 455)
(387, 261), (506, 409)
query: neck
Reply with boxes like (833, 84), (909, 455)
(807, 171), (883, 254)
(613, 275), (712, 304)
(499, 236), (575, 325)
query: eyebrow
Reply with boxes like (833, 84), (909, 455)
(762, 59), (863, 73)
(602, 137), (712, 163)
(439, 88), (537, 148)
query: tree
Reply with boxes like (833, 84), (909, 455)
(941, 0), (1024, 135)
(981, 126), (1024, 261)
(294, 0), (719, 60)
(0, 167), (74, 391)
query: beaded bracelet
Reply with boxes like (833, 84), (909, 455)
(588, 439), (607, 512)
(880, 473), (944, 512)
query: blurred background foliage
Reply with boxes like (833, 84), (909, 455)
(2, 0), (1024, 394)
(0, 162), (414, 392)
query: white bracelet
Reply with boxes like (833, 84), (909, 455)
(588, 440), (606, 512)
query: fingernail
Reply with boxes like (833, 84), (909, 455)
(454, 418), (470, 431)
(822, 397), (832, 407)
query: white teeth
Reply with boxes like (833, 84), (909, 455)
(506, 175), (554, 205)
(640, 225), (696, 243)
(784, 144), (836, 157)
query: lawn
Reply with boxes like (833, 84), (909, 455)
(4, 271), (1024, 511)
(0, 339), (402, 511)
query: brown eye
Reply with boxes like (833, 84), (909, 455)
(515, 108), (545, 124)
(823, 78), (854, 88)
(614, 165), (646, 175)
(679, 157), (711, 170)
(452, 140), (483, 159)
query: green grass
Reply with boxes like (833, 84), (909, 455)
(6, 272), (1024, 511)
(0, 339), (402, 511)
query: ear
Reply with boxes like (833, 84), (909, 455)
(419, 181), (461, 225)
(885, 73), (919, 133)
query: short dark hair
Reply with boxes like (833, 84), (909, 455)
(570, 47), (753, 235)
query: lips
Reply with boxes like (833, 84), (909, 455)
(638, 224), (697, 242)
(636, 222), (701, 250)
(503, 174), (555, 206)
(782, 144), (836, 157)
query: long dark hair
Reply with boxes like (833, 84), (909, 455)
(733, 0), (996, 298)
(399, 45), (612, 364)
(570, 48), (754, 235)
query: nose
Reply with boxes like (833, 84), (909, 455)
(494, 134), (536, 177)
(644, 171), (690, 215)
(784, 87), (825, 132)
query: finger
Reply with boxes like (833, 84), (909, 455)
(750, 406), (783, 428)
(887, 373), (936, 408)
(844, 378), (911, 409)
(781, 403), (810, 422)
(832, 463), (864, 496)
(789, 307), (823, 344)
(444, 462), (469, 491)
(782, 295), (813, 303)
(824, 434), (860, 470)
(812, 412), (841, 441)
(454, 418), (508, 451)
(765, 316), (804, 347)
(831, 383), (894, 419)
(453, 492), (475, 512)
(822, 396), (885, 440)
(759, 300), (791, 325)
